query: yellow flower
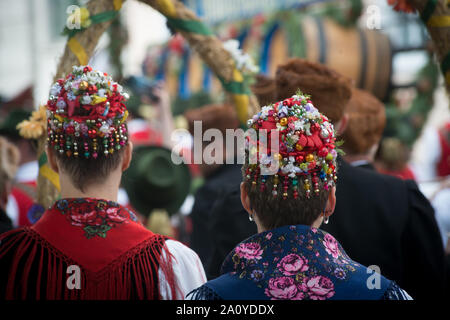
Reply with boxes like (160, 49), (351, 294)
(16, 105), (47, 139)
(79, 7), (91, 29)
(120, 110), (129, 123)
(90, 95), (107, 105)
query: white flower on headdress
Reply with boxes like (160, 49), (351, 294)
(67, 92), (77, 101)
(304, 122), (311, 135)
(87, 73), (100, 84)
(281, 162), (295, 175)
(80, 74), (88, 82)
(260, 105), (272, 118)
(278, 105), (288, 116)
(56, 99), (66, 109)
(50, 83), (62, 96)
(64, 81), (72, 91)
(97, 88), (107, 97)
(260, 154), (274, 166)
(294, 120), (305, 131)
(72, 66), (83, 73)
(100, 124), (109, 134)
(80, 95), (92, 105)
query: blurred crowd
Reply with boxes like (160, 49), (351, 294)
(0, 57), (449, 300)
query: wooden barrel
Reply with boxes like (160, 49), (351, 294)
(263, 17), (392, 101)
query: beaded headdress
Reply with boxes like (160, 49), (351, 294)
(245, 92), (340, 199)
(46, 65), (129, 159)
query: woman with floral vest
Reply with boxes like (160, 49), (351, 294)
(188, 93), (411, 300)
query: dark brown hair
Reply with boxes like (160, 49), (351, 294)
(242, 158), (331, 230)
(53, 132), (128, 192)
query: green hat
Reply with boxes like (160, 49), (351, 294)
(0, 110), (31, 138)
(122, 145), (191, 217)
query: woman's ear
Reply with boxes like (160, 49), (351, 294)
(121, 141), (133, 172)
(240, 182), (252, 214)
(46, 146), (59, 174)
(325, 186), (336, 218)
(335, 113), (349, 136)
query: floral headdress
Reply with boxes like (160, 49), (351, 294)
(46, 65), (129, 159)
(245, 92), (340, 199)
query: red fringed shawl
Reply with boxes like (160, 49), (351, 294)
(0, 198), (178, 300)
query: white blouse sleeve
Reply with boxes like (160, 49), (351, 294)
(159, 239), (207, 300)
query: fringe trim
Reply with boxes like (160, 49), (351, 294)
(0, 227), (178, 300)
(186, 285), (222, 300)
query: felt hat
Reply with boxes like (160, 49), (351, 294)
(0, 109), (32, 139)
(341, 87), (386, 154)
(122, 145), (191, 216)
(250, 74), (277, 106)
(275, 58), (352, 123)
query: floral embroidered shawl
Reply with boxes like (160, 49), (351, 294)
(189, 225), (394, 300)
(0, 198), (178, 300)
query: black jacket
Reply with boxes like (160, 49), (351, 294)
(322, 158), (447, 299)
(0, 208), (13, 235)
(190, 164), (255, 279)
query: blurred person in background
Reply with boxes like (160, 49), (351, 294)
(412, 121), (450, 182)
(0, 137), (20, 234)
(376, 137), (416, 180)
(123, 76), (175, 148)
(0, 110), (38, 227)
(184, 103), (256, 277)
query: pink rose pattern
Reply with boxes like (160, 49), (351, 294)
(228, 225), (357, 300)
(300, 276), (335, 300)
(265, 277), (305, 300)
(277, 254), (309, 276)
(323, 233), (340, 259)
(55, 198), (138, 239)
(235, 242), (264, 260)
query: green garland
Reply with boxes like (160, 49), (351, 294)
(383, 55), (439, 147)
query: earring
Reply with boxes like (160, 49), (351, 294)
(249, 214), (254, 222)
(323, 211), (329, 224)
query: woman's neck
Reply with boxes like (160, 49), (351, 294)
(59, 173), (121, 202)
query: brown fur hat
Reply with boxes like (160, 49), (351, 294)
(341, 87), (386, 155)
(184, 103), (240, 136)
(250, 74), (277, 106)
(275, 58), (352, 123)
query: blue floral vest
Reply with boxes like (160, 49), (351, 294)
(190, 225), (400, 300)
